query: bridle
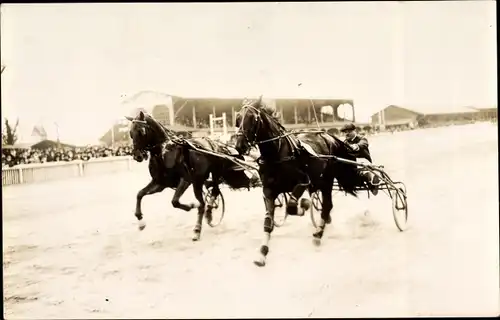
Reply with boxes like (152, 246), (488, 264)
(130, 119), (179, 155)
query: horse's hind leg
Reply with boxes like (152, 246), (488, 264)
(254, 188), (277, 267)
(312, 186), (333, 246)
(135, 180), (166, 230)
(204, 174), (222, 225)
(191, 180), (206, 241)
(171, 177), (198, 211)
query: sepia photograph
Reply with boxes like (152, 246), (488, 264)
(2, 1), (498, 318)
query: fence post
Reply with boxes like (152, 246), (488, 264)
(78, 161), (84, 177)
(209, 114), (214, 136)
(18, 167), (24, 184)
(222, 112), (227, 136)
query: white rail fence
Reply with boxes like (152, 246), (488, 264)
(2, 156), (141, 187)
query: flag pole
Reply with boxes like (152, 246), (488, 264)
(54, 122), (60, 147)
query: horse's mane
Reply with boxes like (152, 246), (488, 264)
(138, 113), (174, 144)
(251, 98), (286, 133)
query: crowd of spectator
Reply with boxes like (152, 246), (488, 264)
(175, 115), (228, 129)
(2, 145), (133, 168)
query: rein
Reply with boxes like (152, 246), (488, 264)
(132, 119), (258, 171)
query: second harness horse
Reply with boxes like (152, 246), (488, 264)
(125, 111), (258, 241)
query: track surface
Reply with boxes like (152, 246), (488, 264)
(3, 123), (499, 318)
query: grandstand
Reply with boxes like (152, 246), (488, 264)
(111, 91), (356, 141)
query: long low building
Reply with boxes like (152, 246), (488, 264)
(371, 104), (497, 128)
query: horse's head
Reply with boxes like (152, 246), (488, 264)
(124, 111), (168, 162)
(234, 95), (282, 156)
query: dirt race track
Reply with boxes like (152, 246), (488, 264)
(3, 123), (499, 318)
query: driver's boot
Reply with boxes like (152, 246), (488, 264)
(363, 171), (380, 196)
(249, 172), (261, 188)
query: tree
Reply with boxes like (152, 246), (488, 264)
(2, 118), (19, 145)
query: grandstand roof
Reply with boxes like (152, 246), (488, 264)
(121, 90), (179, 115)
(121, 90), (353, 110)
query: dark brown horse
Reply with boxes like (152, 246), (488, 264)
(234, 96), (360, 266)
(125, 111), (254, 241)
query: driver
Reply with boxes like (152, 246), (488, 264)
(340, 123), (380, 195)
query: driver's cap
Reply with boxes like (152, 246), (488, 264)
(340, 123), (356, 132)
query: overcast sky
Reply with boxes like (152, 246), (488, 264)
(1, 2), (496, 144)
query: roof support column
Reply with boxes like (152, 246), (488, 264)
(294, 103), (298, 125)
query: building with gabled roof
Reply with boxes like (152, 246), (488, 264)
(370, 104), (490, 128)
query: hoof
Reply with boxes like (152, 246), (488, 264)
(138, 220), (146, 231)
(192, 233), (201, 242)
(300, 198), (311, 211)
(312, 237), (321, 247)
(205, 212), (213, 225)
(286, 205), (299, 216)
(253, 256), (266, 267)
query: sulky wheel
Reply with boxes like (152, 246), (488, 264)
(310, 191), (323, 229)
(273, 193), (289, 227)
(203, 185), (225, 228)
(391, 185), (408, 232)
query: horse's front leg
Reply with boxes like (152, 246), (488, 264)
(171, 177), (198, 211)
(191, 179), (207, 241)
(254, 188), (277, 267)
(312, 185), (333, 246)
(135, 180), (166, 230)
